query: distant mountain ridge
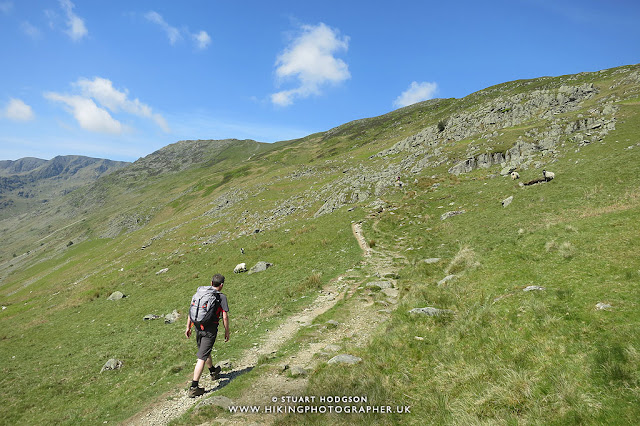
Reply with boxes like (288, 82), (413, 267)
(0, 155), (129, 218)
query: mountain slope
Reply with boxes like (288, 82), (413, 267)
(1, 64), (639, 425)
(0, 155), (129, 220)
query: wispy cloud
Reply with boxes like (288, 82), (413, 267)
(0, 1), (13, 15)
(393, 81), (438, 108)
(45, 77), (170, 135)
(145, 11), (181, 45)
(59, 0), (87, 41)
(20, 21), (41, 39)
(271, 22), (350, 106)
(3, 98), (35, 122)
(145, 11), (210, 50)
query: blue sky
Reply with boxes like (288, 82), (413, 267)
(1, 0), (638, 162)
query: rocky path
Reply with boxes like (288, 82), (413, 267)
(126, 221), (401, 425)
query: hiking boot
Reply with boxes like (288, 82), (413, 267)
(210, 365), (221, 380)
(188, 386), (205, 398)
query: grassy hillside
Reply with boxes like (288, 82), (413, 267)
(1, 64), (639, 425)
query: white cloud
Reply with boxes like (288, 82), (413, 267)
(271, 22), (350, 106)
(4, 98), (35, 122)
(145, 11), (211, 50)
(75, 77), (170, 132)
(44, 92), (122, 134)
(393, 81), (438, 108)
(145, 11), (182, 45)
(59, 0), (88, 41)
(20, 21), (41, 39)
(193, 30), (211, 50)
(45, 77), (170, 134)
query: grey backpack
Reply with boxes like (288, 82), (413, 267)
(189, 286), (221, 330)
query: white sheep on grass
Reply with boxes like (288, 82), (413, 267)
(234, 263), (247, 274)
(510, 171), (520, 180)
(543, 170), (555, 181)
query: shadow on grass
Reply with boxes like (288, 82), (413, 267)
(204, 366), (254, 394)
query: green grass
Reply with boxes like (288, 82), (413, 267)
(2, 63), (640, 425)
(279, 100), (640, 425)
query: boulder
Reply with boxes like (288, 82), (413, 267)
(107, 291), (126, 301)
(248, 261), (273, 274)
(100, 358), (123, 373)
(502, 196), (514, 207)
(164, 310), (180, 324)
(595, 302), (613, 311)
(156, 268), (169, 275)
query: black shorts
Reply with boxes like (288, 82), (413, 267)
(195, 326), (218, 360)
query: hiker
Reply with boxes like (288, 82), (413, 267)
(185, 273), (230, 398)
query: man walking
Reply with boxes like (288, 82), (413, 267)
(185, 273), (230, 398)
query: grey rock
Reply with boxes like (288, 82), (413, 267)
(156, 268), (169, 275)
(437, 275), (457, 286)
(100, 358), (123, 373)
(107, 291), (126, 301)
(502, 196), (514, 207)
(366, 281), (393, 289)
(328, 354), (362, 365)
(290, 366), (308, 377)
(423, 258), (441, 264)
(143, 314), (160, 321)
(440, 210), (466, 220)
(409, 307), (455, 316)
(248, 261), (273, 274)
(596, 302), (613, 311)
(164, 309), (180, 324)
(325, 320), (340, 327)
(523, 285), (545, 292)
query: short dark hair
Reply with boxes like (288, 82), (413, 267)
(211, 274), (225, 287)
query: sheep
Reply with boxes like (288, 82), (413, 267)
(510, 171), (520, 180)
(233, 262), (247, 274)
(542, 170), (555, 181)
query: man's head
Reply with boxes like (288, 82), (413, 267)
(211, 273), (225, 289)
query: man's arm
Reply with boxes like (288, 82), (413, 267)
(222, 311), (230, 342)
(185, 315), (193, 338)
